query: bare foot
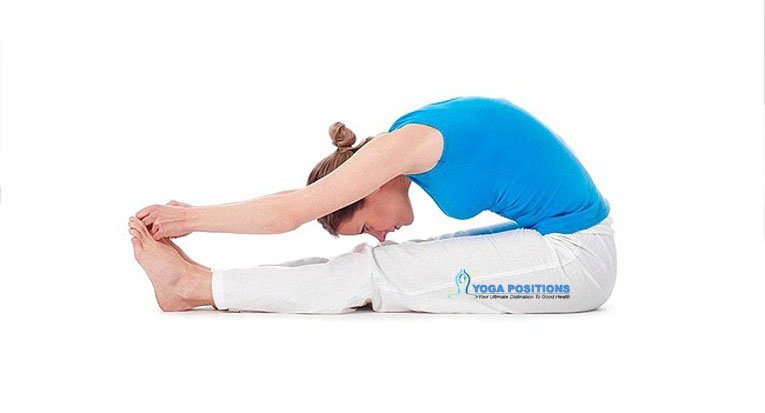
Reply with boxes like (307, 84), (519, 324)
(128, 216), (213, 311)
(159, 238), (210, 272)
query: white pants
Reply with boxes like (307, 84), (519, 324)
(211, 215), (617, 314)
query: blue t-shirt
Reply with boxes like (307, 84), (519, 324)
(387, 96), (610, 235)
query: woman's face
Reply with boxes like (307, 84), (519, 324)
(336, 175), (414, 242)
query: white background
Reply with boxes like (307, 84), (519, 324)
(1, 1), (763, 412)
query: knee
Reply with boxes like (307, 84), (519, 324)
(586, 269), (617, 312)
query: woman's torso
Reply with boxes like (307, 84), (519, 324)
(387, 96), (610, 235)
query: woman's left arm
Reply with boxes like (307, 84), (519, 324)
(137, 126), (432, 240)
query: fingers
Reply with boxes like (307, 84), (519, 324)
(137, 202), (190, 238)
(137, 205), (159, 230)
(131, 215), (163, 241)
(141, 212), (157, 228)
(131, 213), (168, 241)
(152, 220), (184, 240)
(149, 220), (170, 240)
(134, 202), (191, 241)
(136, 204), (158, 219)
(152, 226), (165, 241)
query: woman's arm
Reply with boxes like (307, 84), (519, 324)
(186, 189), (301, 235)
(137, 126), (434, 239)
(137, 189), (301, 238)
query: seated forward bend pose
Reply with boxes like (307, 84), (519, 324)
(129, 96), (617, 314)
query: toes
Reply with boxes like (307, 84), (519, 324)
(128, 218), (140, 239)
(128, 216), (141, 232)
(129, 216), (151, 240)
(131, 236), (143, 251)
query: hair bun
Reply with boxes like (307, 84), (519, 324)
(329, 121), (357, 151)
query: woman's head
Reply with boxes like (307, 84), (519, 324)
(307, 121), (414, 241)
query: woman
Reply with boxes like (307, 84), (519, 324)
(129, 96), (617, 313)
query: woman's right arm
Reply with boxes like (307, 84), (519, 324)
(187, 189), (301, 235)
(137, 188), (301, 239)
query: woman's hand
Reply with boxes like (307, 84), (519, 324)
(136, 200), (194, 240)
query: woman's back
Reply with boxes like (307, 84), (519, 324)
(388, 96), (610, 235)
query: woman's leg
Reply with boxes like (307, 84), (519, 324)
(210, 220), (616, 314)
(207, 224), (516, 314)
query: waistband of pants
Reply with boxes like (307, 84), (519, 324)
(575, 214), (614, 236)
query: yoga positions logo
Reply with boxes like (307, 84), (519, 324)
(447, 268), (572, 300)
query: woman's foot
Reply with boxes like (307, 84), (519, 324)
(128, 216), (213, 311)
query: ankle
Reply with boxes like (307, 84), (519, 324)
(175, 264), (214, 308)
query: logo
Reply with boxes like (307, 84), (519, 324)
(446, 268), (572, 300)
(447, 269), (476, 298)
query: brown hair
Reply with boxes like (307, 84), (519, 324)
(306, 121), (375, 237)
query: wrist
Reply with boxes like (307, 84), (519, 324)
(186, 206), (205, 233)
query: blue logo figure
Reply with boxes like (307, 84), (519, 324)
(448, 269), (476, 298)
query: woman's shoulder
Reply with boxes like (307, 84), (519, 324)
(384, 123), (444, 175)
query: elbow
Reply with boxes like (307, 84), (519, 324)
(256, 192), (302, 234)
(260, 215), (296, 235)
(272, 209), (302, 234)
(273, 192), (308, 234)
(280, 214), (301, 234)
